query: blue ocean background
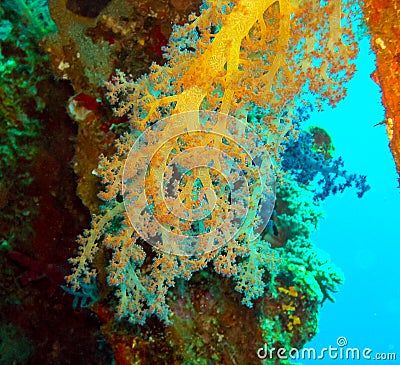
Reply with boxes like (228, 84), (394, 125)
(300, 37), (400, 364)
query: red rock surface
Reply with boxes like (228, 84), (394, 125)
(363, 0), (400, 183)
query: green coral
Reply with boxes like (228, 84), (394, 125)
(0, 323), (32, 365)
(275, 176), (324, 242)
(0, 1), (53, 247)
(6, 0), (57, 38)
(272, 177), (344, 303)
(282, 238), (344, 303)
(259, 316), (298, 365)
(256, 175), (343, 364)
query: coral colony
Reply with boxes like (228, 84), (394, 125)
(67, 0), (363, 326)
(4, 0), (392, 363)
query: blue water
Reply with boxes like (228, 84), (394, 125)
(300, 38), (400, 364)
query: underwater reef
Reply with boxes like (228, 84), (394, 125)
(0, 0), (396, 364)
